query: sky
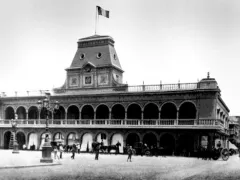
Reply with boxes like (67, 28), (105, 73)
(0, 0), (240, 115)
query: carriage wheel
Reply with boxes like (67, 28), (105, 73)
(145, 151), (151, 156)
(221, 148), (229, 161)
(212, 153), (219, 160)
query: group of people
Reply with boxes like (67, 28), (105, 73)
(51, 142), (135, 162)
(52, 143), (81, 160)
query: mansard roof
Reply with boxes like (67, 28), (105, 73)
(67, 35), (123, 72)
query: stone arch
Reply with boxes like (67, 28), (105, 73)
(96, 104), (109, 119)
(27, 132), (38, 150)
(143, 132), (158, 147)
(81, 105), (94, 119)
(111, 104), (125, 119)
(143, 103), (159, 119)
(54, 106), (65, 119)
(5, 106), (15, 119)
(95, 132), (108, 146)
(126, 132), (141, 146)
(28, 106), (39, 119)
(4, 131), (11, 149)
(110, 133), (124, 153)
(16, 106), (27, 119)
(16, 131), (26, 150)
(160, 133), (175, 155)
(53, 132), (65, 144)
(80, 132), (93, 152)
(160, 102), (177, 119)
(127, 103), (141, 119)
(66, 132), (79, 146)
(67, 105), (80, 119)
(179, 101), (197, 119)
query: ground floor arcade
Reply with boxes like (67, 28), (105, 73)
(0, 128), (228, 156)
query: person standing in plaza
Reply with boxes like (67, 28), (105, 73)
(53, 146), (59, 160)
(95, 143), (100, 160)
(127, 146), (133, 162)
(71, 144), (76, 159)
(77, 143), (81, 154)
(59, 144), (64, 159)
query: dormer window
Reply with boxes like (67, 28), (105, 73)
(96, 52), (102, 59)
(80, 53), (85, 60)
(114, 54), (117, 60)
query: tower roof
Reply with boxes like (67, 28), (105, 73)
(67, 35), (123, 72)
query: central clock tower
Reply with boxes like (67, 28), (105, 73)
(57, 35), (124, 91)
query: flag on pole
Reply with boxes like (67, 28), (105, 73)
(97, 6), (110, 18)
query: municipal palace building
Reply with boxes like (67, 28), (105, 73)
(0, 34), (230, 155)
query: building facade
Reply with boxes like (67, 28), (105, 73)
(0, 35), (230, 156)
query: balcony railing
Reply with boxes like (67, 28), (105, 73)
(1, 82), (213, 98)
(0, 119), (225, 129)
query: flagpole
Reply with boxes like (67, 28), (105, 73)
(95, 6), (98, 35)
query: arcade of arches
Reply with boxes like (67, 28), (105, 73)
(2, 129), (214, 156)
(2, 101), (210, 156)
(4, 102), (197, 120)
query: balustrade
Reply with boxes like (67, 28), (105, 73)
(142, 120), (157, 125)
(158, 119), (175, 125)
(178, 119), (195, 125)
(0, 118), (227, 130)
(1, 82), (201, 98)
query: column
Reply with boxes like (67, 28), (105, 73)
(94, 111), (96, 120)
(65, 109), (67, 124)
(24, 133), (28, 149)
(79, 111), (81, 120)
(176, 110), (179, 125)
(124, 111), (127, 125)
(158, 111), (161, 125)
(26, 112), (28, 124)
(108, 111), (111, 125)
(140, 111), (143, 125)
(207, 133), (214, 151)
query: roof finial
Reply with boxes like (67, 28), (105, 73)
(207, 72), (210, 79)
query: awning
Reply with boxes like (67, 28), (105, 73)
(229, 142), (238, 150)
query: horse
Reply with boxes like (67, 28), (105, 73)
(91, 141), (102, 153)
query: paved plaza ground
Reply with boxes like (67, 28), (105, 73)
(0, 150), (240, 180)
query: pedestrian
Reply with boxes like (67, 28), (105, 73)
(77, 143), (81, 154)
(59, 144), (64, 159)
(95, 143), (100, 160)
(127, 146), (133, 162)
(53, 146), (59, 160)
(71, 144), (76, 159)
(116, 141), (121, 155)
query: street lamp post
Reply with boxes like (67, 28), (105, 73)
(11, 116), (19, 154)
(37, 92), (59, 163)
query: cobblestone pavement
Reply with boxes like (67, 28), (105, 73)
(0, 150), (240, 180)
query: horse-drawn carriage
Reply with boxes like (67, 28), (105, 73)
(211, 147), (230, 161)
(198, 146), (230, 161)
(92, 141), (121, 154)
(123, 142), (156, 156)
